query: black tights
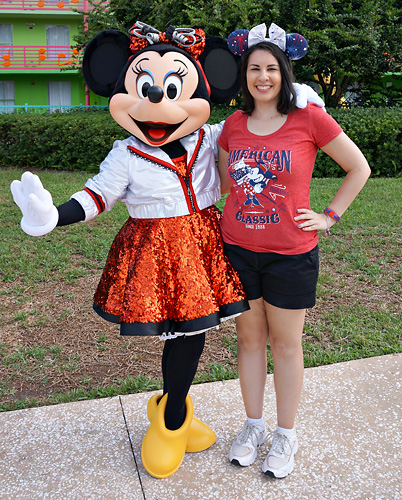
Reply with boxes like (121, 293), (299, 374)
(161, 333), (205, 430)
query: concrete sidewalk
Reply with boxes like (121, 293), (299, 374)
(0, 353), (401, 500)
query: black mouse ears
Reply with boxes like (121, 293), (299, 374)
(82, 29), (241, 103)
(199, 36), (240, 103)
(82, 30), (132, 98)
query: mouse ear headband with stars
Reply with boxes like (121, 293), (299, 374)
(227, 23), (308, 60)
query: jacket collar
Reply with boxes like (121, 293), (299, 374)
(127, 129), (204, 175)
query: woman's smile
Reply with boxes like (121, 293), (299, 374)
(256, 84), (273, 91)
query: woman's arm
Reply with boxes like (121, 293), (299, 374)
(218, 146), (231, 195)
(295, 132), (371, 232)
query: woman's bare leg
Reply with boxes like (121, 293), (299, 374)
(265, 303), (305, 429)
(235, 298), (270, 419)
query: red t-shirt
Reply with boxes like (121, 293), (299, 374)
(218, 104), (343, 255)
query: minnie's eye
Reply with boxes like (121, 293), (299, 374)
(137, 73), (154, 99)
(164, 74), (182, 101)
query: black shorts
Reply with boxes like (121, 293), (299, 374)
(223, 243), (319, 310)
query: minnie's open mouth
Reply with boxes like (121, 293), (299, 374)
(131, 117), (187, 145)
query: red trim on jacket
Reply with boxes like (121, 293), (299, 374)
(127, 146), (174, 170)
(177, 176), (195, 213)
(84, 188), (105, 214)
(190, 173), (200, 212)
(188, 129), (204, 171)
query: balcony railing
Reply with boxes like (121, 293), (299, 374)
(1, 45), (80, 70)
(0, 0), (90, 11)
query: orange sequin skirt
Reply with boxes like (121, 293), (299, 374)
(93, 206), (249, 336)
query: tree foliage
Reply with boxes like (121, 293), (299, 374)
(73, 0), (402, 108)
(73, 0), (278, 47)
(275, 0), (402, 107)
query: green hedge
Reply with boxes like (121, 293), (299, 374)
(0, 112), (126, 173)
(0, 107), (401, 176)
(315, 108), (402, 178)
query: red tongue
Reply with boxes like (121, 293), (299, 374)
(149, 128), (166, 140)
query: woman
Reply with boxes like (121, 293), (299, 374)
(218, 23), (371, 479)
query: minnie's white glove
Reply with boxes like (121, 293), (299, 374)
(10, 171), (59, 237)
(293, 83), (325, 109)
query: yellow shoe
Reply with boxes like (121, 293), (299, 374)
(141, 393), (192, 478)
(147, 393), (216, 453)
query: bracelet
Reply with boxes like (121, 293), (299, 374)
(324, 207), (341, 222)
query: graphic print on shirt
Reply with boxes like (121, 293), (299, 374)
(228, 147), (291, 229)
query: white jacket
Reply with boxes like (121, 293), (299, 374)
(71, 122), (223, 220)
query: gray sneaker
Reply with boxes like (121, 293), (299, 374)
(228, 420), (269, 466)
(261, 429), (298, 478)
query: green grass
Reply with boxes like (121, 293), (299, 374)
(1, 168), (127, 285)
(0, 375), (162, 413)
(1, 168), (401, 411)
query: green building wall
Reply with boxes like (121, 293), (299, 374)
(6, 12), (81, 45)
(3, 73), (85, 106)
(1, 8), (108, 107)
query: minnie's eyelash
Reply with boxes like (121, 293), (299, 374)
(176, 66), (188, 78)
(131, 62), (188, 78)
(132, 62), (144, 75)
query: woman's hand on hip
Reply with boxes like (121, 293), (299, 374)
(294, 208), (334, 232)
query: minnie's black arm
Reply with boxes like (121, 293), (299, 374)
(56, 199), (85, 226)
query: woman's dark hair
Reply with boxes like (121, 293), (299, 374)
(241, 41), (296, 115)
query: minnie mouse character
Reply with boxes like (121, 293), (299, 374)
(10, 21), (324, 478)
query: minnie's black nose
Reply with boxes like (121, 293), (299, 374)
(147, 85), (164, 103)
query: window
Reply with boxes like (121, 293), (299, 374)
(0, 24), (12, 45)
(48, 81), (71, 112)
(46, 25), (69, 59)
(0, 81), (15, 114)
(0, 24), (13, 60)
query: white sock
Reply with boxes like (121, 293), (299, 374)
(247, 416), (265, 428)
(276, 425), (296, 437)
